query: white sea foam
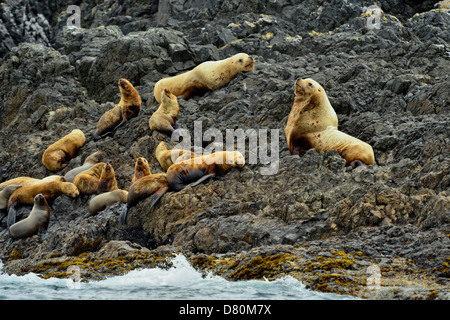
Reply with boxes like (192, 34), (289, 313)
(0, 254), (359, 300)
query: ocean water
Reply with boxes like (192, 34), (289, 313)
(0, 254), (358, 300)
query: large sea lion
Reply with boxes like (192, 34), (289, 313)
(97, 163), (118, 194)
(149, 88), (180, 134)
(155, 141), (198, 172)
(284, 78), (375, 167)
(64, 151), (103, 182)
(73, 162), (107, 195)
(0, 175), (65, 191)
(88, 189), (128, 216)
(119, 174), (169, 224)
(7, 181), (79, 227)
(131, 157), (151, 183)
(94, 78), (142, 140)
(42, 129), (86, 171)
(166, 151), (245, 191)
(153, 53), (255, 103)
(8, 193), (50, 239)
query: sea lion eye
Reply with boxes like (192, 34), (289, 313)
(239, 59), (243, 62)
(308, 83), (313, 87)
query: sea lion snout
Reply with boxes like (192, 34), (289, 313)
(34, 193), (46, 204)
(118, 78), (129, 89)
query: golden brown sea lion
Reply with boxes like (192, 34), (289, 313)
(284, 78), (375, 167)
(88, 189), (128, 216)
(154, 53), (255, 102)
(42, 129), (86, 171)
(8, 193), (50, 239)
(94, 78), (142, 140)
(166, 151), (245, 191)
(155, 141), (198, 172)
(0, 175), (65, 191)
(149, 89), (180, 134)
(131, 157), (151, 183)
(64, 151), (103, 183)
(7, 181), (79, 227)
(119, 173), (169, 224)
(73, 162), (107, 195)
(97, 163), (118, 194)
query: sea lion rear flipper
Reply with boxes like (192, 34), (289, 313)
(189, 173), (216, 187)
(118, 204), (129, 224)
(149, 187), (169, 212)
(7, 205), (17, 227)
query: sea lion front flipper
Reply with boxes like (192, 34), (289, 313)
(7, 205), (17, 227)
(189, 173), (216, 187)
(149, 186), (169, 212)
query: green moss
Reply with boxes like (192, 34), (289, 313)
(227, 253), (293, 281)
(304, 251), (355, 272)
(7, 249), (24, 261)
(313, 273), (359, 294)
(69, 238), (103, 256)
(26, 251), (175, 281)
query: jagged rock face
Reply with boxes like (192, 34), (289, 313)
(0, 0), (449, 299)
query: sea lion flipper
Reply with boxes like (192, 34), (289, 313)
(149, 187), (169, 212)
(189, 173), (216, 187)
(7, 205), (17, 227)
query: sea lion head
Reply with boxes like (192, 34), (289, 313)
(118, 78), (133, 93)
(103, 163), (115, 177)
(63, 182), (80, 198)
(136, 157), (148, 167)
(295, 78), (324, 99)
(84, 150), (103, 164)
(233, 53), (255, 72)
(156, 141), (168, 154)
(161, 88), (178, 106)
(34, 193), (48, 207)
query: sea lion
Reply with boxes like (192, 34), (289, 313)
(0, 175), (65, 191)
(7, 181), (79, 227)
(149, 89), (180, 134)
(88, 189), (128, 215)
(73, 162), (107, 195)
(155, 141), (198, 172)
(166, 151), (245, 191)
(153, 53), (255, 103)
(97, 163), (118, 194)
(132, 157), (151, 183)
(284, 78), (375, 167)
(42, 129), (86, 171)
(119, 173), (169, 224)
(94, 78), (142, 140)
(8, 193), (50, 239)
(64, 151), (103, 183)
(0, 185), (22, 210)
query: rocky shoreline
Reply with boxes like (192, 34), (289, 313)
(0, 0), (449, 299)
